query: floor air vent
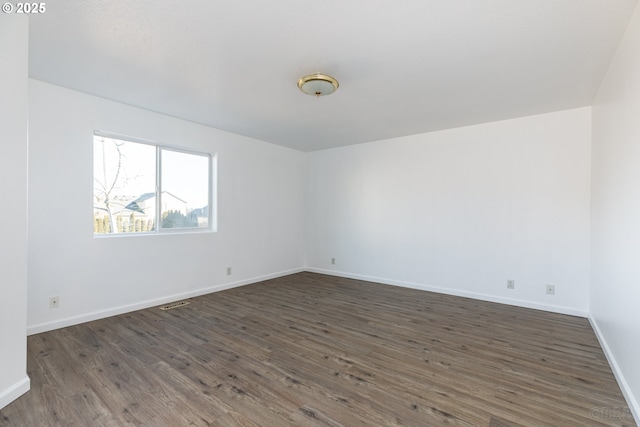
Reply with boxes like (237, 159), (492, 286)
(159, 301), (190, 311)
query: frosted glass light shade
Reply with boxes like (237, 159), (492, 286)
(298, 73), (339, 97)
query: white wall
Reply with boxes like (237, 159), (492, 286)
(0, 17), (30, 409)
(591, 3), (640, 420)
(307, 108), (592, 315)
(27, 80), (306, 333)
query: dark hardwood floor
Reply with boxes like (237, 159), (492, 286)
(0, 272), (635, 426)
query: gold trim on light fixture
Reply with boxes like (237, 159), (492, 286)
(297, 73), (339, 97)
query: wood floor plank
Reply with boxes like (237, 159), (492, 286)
(0, 272), (635, 426)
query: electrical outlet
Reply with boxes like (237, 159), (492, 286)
(226, 267), (232, 276)
(49, 296), (59, 308)
(331, 257), (336, 265)
(546, 284), (555, 295)
(507, 280), (515, 289)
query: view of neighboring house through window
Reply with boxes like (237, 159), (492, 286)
(93, 133), (213, 235)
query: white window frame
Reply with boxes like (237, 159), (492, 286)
(93, 131), (217, 236)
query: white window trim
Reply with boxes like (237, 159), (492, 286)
(93, 130), (217, 237)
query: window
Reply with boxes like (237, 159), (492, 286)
(93, 132), (214, 235)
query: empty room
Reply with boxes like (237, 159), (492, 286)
(1, 1), (640, 425)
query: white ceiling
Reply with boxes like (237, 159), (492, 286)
(29, 0), (637, 151)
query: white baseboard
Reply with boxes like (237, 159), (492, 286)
(305, 268), (589, 318)
(589, 315), (640, 425)
(0, 375), (30, 410)
(27, 266), (587, 334)
(27, 268), (304, 336)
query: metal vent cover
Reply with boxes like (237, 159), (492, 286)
(159, 301), (190, 311)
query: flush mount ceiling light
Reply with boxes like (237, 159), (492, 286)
(297, 73), (339, 97)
